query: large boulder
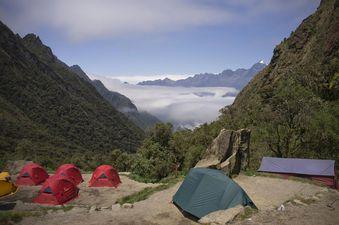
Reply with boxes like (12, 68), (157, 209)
(195, 129), (250, 176)
(198, 205), (244, 225)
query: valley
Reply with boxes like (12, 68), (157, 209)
(0, 0), (338, 225)
(92, 77), (238, 129)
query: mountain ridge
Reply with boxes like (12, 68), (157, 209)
(138, 61), (266, 89)
(0, 21), (144, 169)
(69, 65), (161, 130)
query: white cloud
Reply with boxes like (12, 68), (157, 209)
(0, 0), (319, 42)
(1, 0), (232, 41)
(93, 75), (237, 128)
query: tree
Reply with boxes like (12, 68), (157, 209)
(183, 145), (205, 171)
(262, 78), (319, 158)
(148, 123), (173, 147)
(132, 140), (175, 181)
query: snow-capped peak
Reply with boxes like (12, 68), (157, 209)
(259, 60), (265, 64)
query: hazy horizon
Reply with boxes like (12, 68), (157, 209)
(90, 59), (265, 84)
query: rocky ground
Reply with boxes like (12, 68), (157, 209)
(0, 174), (338, 225)
(231, 190), (339, 225)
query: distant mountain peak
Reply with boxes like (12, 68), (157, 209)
(69, 64), (91, 82)
(23, 33), (42, 45)
(70, 64), (82, 70)
(22, 32), (58, 63)
(138, 61), (266, 89)
(259, 59), (265, 64)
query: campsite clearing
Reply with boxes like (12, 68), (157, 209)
(3, 174), (160, 208)
(1, 173), (337, 225)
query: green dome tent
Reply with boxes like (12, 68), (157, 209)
(173, 168), (256, 219)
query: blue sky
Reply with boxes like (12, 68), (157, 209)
(0, 0), (320, 80)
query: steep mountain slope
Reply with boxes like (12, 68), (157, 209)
(69, 65), (160, 130)
(179, 0), (338, 168)
(68, 64), (92, 82)
(0, 21), (144, 168)
(138, 61), (266, 89)
(220, 0), (338, 165)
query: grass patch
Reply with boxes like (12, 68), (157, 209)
(126, 171), (186, 184)
(0, 205), (74, 225)
(116, 175), (183, 205)
(126, 173), (158, 184)
(40, 205), (74, 213)
(0, 205), (75, 225)
(243, 169), (258, 176)
(116, 185), (167, 205)
(0, 211), (39, 225)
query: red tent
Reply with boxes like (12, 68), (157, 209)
(33, 175), (79, 205)
(16, 163), (49, 186)
(89, 165), (121, 187)
(55, 164), (83, 185)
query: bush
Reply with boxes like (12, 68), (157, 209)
(182, 145), (205, 171)
(132, 140), (175, 181)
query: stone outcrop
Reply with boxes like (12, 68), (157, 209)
(195, 129), (250, 176)
(198, 205), (244, 225)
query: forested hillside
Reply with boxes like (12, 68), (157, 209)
(0, 21), (144, 169)
(69, 65), (160, 130)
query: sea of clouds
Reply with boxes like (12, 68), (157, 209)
(92, 76), (237, 129)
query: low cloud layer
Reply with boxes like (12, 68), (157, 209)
(0, 0), (318, 42)
(108, 74), (189, 84)
(94, 76), (237, 128)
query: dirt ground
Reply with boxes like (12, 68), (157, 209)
(73, 174), (160, 207)
(234, 175), (326, 210)
(2, 174), (159, 208)
(15, 182), (196, 225)
(1, 174), (338, 225)
(231, 190), (339, 225)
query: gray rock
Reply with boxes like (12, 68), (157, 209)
(198, 205), (244, 225)
(316, 193), (324, 198)
(311, 195), (320, 201)
(13, 200), (25, 210)
(89, 206), (98, 213)
(111, 204), (120, 211)
(293, 199), (308, 206)
(195, 128), (251, 176)
(277, 204), (285, 211)
(122, 203), (134, 209)
(285, 201), (293, 207)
